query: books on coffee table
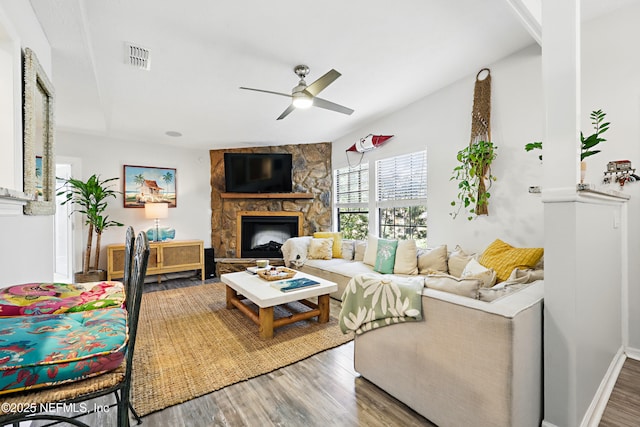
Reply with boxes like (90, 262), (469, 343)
(271, 277), (320, 292)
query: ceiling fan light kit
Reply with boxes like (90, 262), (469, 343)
(240, 64), (354, 119)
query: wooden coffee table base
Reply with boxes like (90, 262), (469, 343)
(225, 286), (330, 339)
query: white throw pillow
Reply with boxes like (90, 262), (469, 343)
(447, 245), (474, 278)
(461, 258), (497, 288)
(354, 240), (367, 262)
(363, 235), (379, 267)
(394, 239), (418, 275)
(417, 245), (448, 274)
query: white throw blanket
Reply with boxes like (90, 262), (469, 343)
(281, 236), (312, 267)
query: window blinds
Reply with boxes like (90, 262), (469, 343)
(335, 163), (369, 207)
(376, 151), (427, 207)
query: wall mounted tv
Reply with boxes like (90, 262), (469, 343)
(224, 153), (293, 193)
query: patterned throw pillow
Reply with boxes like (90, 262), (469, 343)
(313, 232), (343, 258)
(479, 239), (544, 282)
(374, 239), (399, 274)
(308, 238), (334, 260)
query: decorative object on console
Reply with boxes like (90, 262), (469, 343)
(604, 160), (638, 187)
(123, 165), (176, 208)
(57, 174), (123, 282)
(451, 68), (496, 220)
(145, 202), (173, 242)
(239, 65), (354, 120)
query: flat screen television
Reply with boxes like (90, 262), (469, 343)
(224, 153), (293, 193)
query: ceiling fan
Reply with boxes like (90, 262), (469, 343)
(240, 65), (354, 120)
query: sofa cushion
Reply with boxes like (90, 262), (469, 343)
(447, 245), (474, 277)
(374, 239), (398, 274)
(394, 239), (418, 275)
(417, 245), (448, 274)
(0, 307), (127, 395)
(313, 232), (343, 258)
(479, 239), (544, 282)
(308, 238), (334, 260)
(461, 258), (497, 288)
(424, 274), (480, 299)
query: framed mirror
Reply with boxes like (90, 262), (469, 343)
(23, 47), (55, 215)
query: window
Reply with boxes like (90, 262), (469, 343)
(335, 163), (369, 240)
(376, 151), (427, 247)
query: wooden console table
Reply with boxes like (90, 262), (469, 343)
(108, 239), (204, 282)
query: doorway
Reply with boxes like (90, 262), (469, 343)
(54, 163), (73, 282)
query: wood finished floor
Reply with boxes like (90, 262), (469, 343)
(600, 357), (640, 427)
(30, 274), (435, 427)
(27, 273), (640, 426)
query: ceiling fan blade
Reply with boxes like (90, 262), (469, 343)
(277, 104), (296, 120)
(303, 69), (341, 97)
(312, 97), (354, 115)
(239, 87), (292, 98)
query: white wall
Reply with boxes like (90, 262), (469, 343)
(0, 1), (54, 284)
(332, 44), (545, 254)
(580, 2), (640, 353)
(57, 131), (212, 273)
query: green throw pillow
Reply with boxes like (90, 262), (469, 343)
(374, 239), (399, 274)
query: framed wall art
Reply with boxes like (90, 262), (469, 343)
(123, 165), (177, 208)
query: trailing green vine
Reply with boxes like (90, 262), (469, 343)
(450, 140), (498, 220)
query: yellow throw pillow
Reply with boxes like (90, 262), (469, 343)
(308, 238), (334, 260)
(479, 239), (544, 282)
(313, 232), (343, 258)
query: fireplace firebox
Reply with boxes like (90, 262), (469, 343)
(237, 211), (303, 258)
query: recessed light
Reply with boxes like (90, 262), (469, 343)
(165, 131), (182, 137)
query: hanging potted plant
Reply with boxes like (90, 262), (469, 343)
(57, 174), (123, 282)
(450, 140), (498, 220)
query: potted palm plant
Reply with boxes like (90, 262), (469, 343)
(57, 174), (123, 282)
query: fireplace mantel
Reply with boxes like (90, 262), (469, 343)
(221, 192), (313, 199)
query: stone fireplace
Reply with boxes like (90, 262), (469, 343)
(237, 211), (303, 258)
(210, 142), (332, 259)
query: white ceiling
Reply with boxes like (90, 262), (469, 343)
(27, 0), (634, 150)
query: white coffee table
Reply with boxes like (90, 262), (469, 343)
(221, 270), (338, 339)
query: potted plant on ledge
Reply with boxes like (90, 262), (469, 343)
(58, 174), (123, 282)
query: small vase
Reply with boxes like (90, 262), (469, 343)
(580, 161), (587, 184)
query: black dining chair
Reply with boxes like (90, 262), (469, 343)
(0, 231), (150, 427)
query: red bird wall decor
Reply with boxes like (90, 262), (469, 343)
(346, 134), (394, 153)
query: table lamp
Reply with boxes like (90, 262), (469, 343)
(145, 202), (168, 242)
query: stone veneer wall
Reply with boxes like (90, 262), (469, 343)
(210, 142), (332, 258)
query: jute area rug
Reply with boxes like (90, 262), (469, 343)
(130, 282), (353, 416)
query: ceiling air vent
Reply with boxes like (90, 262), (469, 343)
(125, 43), (151, 71)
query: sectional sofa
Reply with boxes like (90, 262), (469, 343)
(281, 234), (544, 427)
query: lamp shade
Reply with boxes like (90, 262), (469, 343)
(145, 202), (168, 219)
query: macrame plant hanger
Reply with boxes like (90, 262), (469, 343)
(470, 68), (492, 216)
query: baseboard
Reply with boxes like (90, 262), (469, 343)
(580, 346), (626, 427)
(542, 421), (559, 427)
(625, 346), (640, 361)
